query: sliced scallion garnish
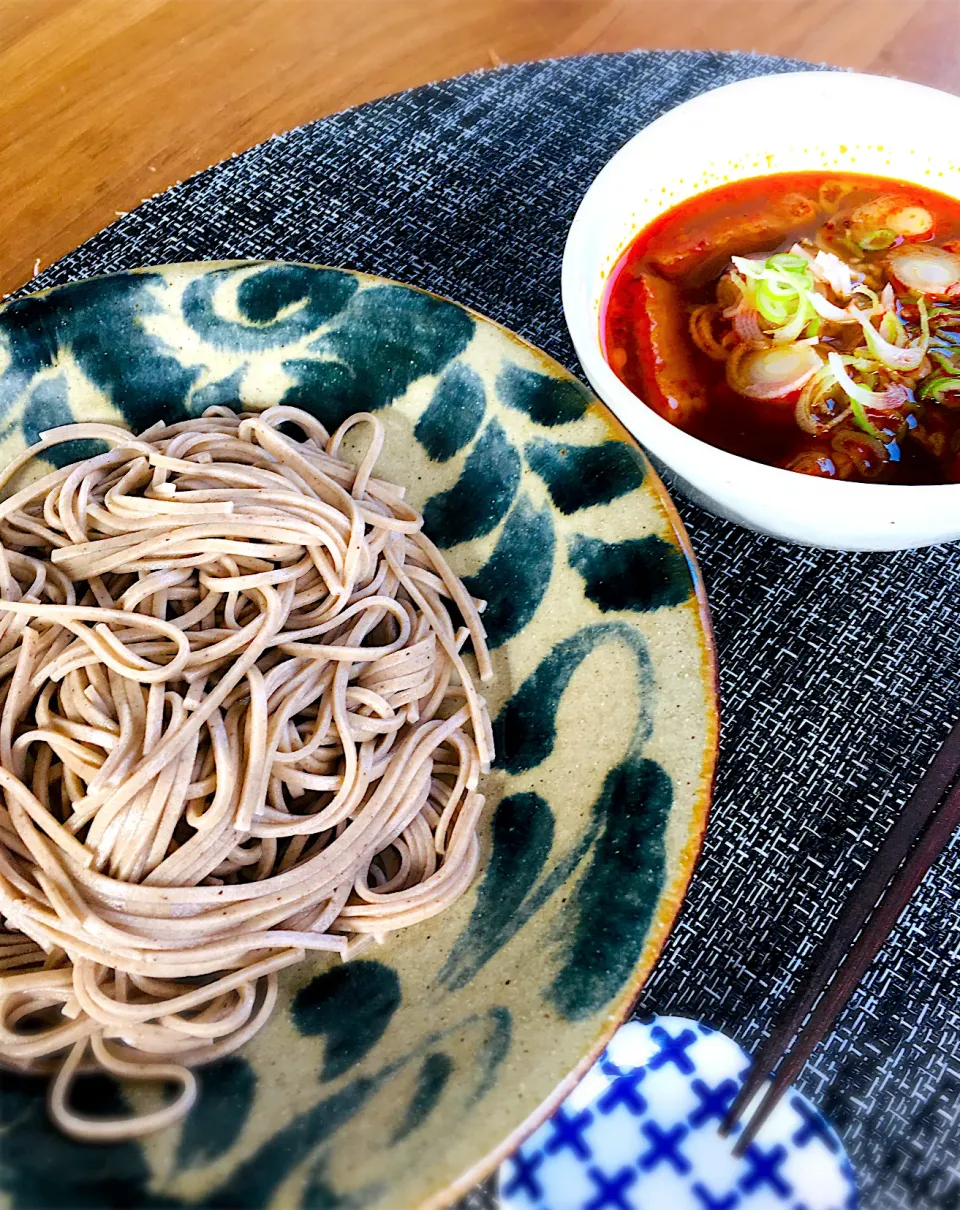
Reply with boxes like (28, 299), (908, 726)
(857, 228), (898, 252)
(919, 374), (960, 401)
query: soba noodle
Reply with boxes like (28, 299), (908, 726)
(0, 404), (493, 1141)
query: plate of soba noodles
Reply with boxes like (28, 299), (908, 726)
(0, 262), (716, 1210)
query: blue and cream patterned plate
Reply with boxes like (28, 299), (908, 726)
(0, 263), (717, 1210)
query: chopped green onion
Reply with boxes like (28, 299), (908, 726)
(767, 253), (809, 272)
(931, 349), (960, 373)
(858, 313), (927, 372)
(858, 228), (898, 251)
(919, 374), (960, 401)
(795, 361), (849, 435)
(730, 256), (767, 280)
(878, 310), (904, 346)
(808, 292), (857, 322)
(852, 284), (880, 310)
(771, 298), (816, 345)
(918, 296), (931, 345)
(827, 351), (908, 419)
(755, 285), (792, 324)
(929, 305), (960, 326)
(849, 396), (885, 440)
(727, 254), (818, 343)
(832, 427), (890, 477)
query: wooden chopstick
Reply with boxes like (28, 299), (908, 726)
(723, 715), (960, 1151)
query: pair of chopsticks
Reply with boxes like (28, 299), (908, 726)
(722, 714), (960, 1154)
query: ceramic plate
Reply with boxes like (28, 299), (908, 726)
(0, 262), (717, 1210)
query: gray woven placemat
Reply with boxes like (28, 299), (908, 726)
(18, 49), (960, 1210)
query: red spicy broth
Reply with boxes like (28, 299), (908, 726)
(602, 172), (960, 484)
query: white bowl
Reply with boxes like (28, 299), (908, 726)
(562, 71), (960, 550)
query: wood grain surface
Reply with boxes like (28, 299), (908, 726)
(2, 0), (959, 297)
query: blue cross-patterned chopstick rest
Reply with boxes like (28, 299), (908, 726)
(498, 1015), (858, 1210)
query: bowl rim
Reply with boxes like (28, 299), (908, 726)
(562, 69), (960, 503)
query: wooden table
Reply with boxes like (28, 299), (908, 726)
(3, 0), (958, 298)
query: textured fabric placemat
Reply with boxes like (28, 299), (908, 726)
(17, 49), (960, 1210)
